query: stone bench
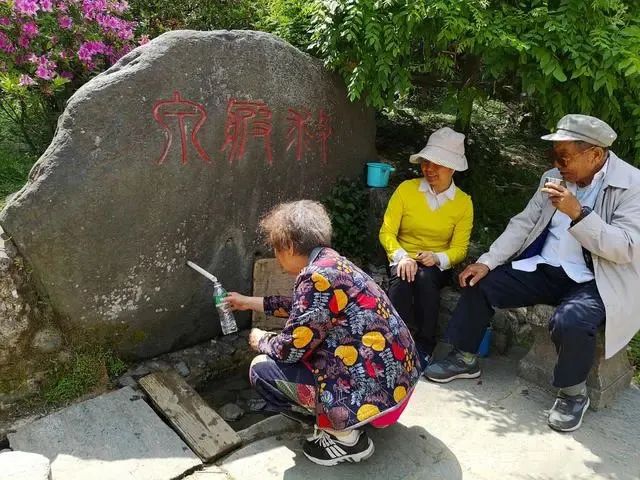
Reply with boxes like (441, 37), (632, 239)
(514, 304), (634, 410)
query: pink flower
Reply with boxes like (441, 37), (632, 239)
(19, 74), (37, 86)
(77, 40), (112, 65)
(35, 56), (57, 80)
(81, 0), (108, 20)
(110, 0), (128, 14)
(60, 70), (73, 79)
(18, 35), (31, 49)
(27, 53), (39, 63)
(0, 32), (15, 53)
(138, 34), (150, 46)
(39, 0), (54, 11)
(0, 17), (11, 26)
(57, 2), (68, 12)
(58, 15), (73, 29)
(22, 22), (39, 39)
(14, 0), (40, 16)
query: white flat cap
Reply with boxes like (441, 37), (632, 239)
(409, 127), (468, 171)
(541, 114), (617, 147)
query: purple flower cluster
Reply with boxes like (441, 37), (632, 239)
(77, 40), (112, 65)
(96, 13), (134, 40)
(14, 0), (39, 17)
(32, 54), (57, 80)
(58, 15), (73, 29)
(0, 0), (139, 91)
(0, 31), (15, 53)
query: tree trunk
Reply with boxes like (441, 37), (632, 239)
(454, 87), (475, 135)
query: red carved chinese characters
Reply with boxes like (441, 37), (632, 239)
(152, 91), (211, 165)
(316, 109), (333, 165)
(220, 99), (273, 165)
(286, 109), (312, 162)
(151, 93), (333, 166)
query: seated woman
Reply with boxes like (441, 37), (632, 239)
(226, 200), (420, 467)
(379, 127), (473, 362)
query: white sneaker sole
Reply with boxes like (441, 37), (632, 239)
(304, 438), (375, 466)
(549, 396), (590, 432)
(427, 369), (481, 383)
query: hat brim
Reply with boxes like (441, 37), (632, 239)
(541, 131), (608, 147)
(409, 148), (468, 172)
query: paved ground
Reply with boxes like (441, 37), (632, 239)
(9, 387), (201, 480)
(215, 349), (640, 480)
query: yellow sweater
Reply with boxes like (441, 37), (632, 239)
(379, 179), (474, 266)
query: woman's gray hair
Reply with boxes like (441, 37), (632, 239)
(259, 200), (333, 255)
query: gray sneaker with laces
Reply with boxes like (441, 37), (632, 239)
(425, 350), (481, 383)
(548, 393), (590, 432)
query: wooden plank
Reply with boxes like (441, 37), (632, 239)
(139, 370), (241, 462)
(252, 258), (295, 331)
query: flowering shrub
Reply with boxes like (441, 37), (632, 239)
(0, 0), (143, 151)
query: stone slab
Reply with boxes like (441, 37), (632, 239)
(0, 450), (51, 480)
(0, 30), (376, 359)
(218, 351), (640, 480)
(139, 370), (241, 461)
(8, 387), (201, 480)
(251, 258), (295, 331)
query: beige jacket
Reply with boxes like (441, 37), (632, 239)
(478, 152), (640, 358)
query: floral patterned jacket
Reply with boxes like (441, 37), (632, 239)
(258, 247), (421, 430)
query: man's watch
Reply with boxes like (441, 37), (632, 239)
(570, 206), (593, 227)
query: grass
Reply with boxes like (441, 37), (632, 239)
(41, 347), (128, 405)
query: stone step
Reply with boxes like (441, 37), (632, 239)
(8, 387), (201, 480)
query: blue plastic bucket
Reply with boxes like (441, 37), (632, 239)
(366, 162), (395, 187)
(477, 327), (493, 357)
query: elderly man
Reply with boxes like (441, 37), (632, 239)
(426, 114), (640, 432)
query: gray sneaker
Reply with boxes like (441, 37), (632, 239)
(425, 350), (481, 383)
(548, 393), (590, 432)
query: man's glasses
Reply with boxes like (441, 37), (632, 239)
(547, 146), (596, 167)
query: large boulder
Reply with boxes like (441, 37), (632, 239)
(0, 30), (376, 359)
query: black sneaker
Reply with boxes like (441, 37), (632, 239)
(425, 350), (481, 383)
(548, 393), (590, 432)
(303, 429), (375, 466)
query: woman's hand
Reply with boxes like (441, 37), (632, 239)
(248, 327), (267, 351)
(225, 293), (263, 312)
(397, 257), (418, 282)
(416, 251), (439, 267)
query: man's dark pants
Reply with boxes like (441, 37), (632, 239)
(445, 263), (605, 388)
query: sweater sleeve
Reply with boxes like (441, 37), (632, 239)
(379, 185), (406, 262)
(258, 271), (333, 363)
(440, 196), (474, 266)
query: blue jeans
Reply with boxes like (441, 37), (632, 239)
(445, 263), (605, 388)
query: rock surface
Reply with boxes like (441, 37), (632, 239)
(219, 403), (245, 422)
(0, 30), (376, 359)
(8, 387), (201, 480)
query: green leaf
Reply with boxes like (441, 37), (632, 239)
(552, 67), (568, 82)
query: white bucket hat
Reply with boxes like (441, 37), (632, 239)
(409, 127), (468, 171)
